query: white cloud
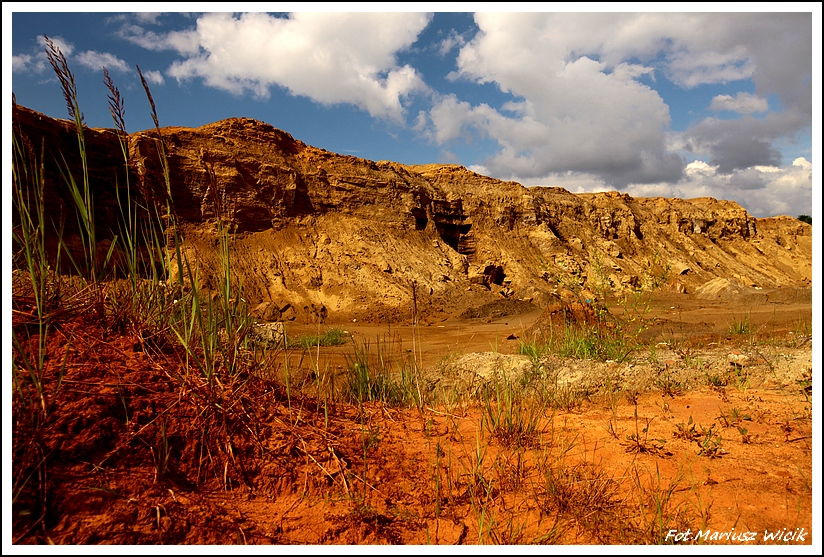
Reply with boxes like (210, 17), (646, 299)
(120, 24), (201, 55)
(427, 94), (483, 144)
(131, 12), (432, 122)
(710, 92), (769, 114)
(676, 157), (813, 217)
(791, 157), (812, 171)
(13, 35), (74, 73)
(119, 24), (167, 51)
(683, 110), (809, 173)
(164, 28), (202, 56)
(525, 156), (812, 218)
(667, 46), (754, 88)
(76, 51), (130, 73)
(423, 12), (810, 193)
(521, 171), (613, 195)
(12, 54), (32, 72)
(438, 29), (466, 56)
(611, 62), (656, 81)
(134, 12), (162, 25)
(142, 69), (165, 85)
(433, 13), (684, 187)
(38, 34), (73, 57)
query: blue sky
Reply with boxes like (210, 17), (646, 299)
(6, 5), (820, 218)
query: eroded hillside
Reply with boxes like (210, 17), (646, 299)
(12, 104), (812, 323)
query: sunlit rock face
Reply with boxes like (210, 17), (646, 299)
(12, 104), (811, 323)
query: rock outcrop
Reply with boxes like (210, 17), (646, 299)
(11, 104), (812, 323)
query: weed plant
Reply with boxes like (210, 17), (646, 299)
(11, 41), (270, 539)
(343, 338), (406, 405)
(728, 313), (755, 336)
(623, 408), (667, 456)
(673, 416), (702, 442)
(480, 378), (546, 449)
(696, 424), (724, 458)
(716, 407), (751, 428)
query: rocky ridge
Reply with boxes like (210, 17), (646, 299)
(12, 104), (812, 323)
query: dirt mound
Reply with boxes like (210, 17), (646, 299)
(765, 286), (813, 304)
(421, 352), (534, 399)
(694, 277), (756, 300)
(520, 302), (602, 340)
(690, 277), (811, 305)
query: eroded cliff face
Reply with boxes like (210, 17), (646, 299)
(12, 104), (812, 323)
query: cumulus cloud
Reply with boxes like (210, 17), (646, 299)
(423, 12), (810, 196)
(39, 34), (73, 57)
(677, 157), (812, 217)
(430, 13), (685, 187)
(13, 35), (74, 73)
(682, 111), (808, 173)
(12, 54), (32, 72)
(142, 69), (165, 85)
(14, 36), (132, 77)
(125, 12), (432, 122)
(119, 24), (201, 54)
(728, 167), (768, 191)
(666, 46), (754, 88)
(709, 92), (769, 114)
(76, 51), (130, 73)
(528, 157), (812, 219)
(438, 29), (466, 56)
(731, 13), (812, 115)
(134, 12), (162, 25)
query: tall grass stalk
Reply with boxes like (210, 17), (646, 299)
(632, 463), (687, 543)
(11, 115), (71, 423)
(481, 378), (545, 449)
(45, 36), (116, 298)
(345, 339), (393, 404)
(104, 68), (140, 288)
(11, 110), (74, 541)
(12, 40), (273, 536)
(102, 68), (177, 338)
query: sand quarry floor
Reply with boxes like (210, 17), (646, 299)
(9, 287), (815, 547)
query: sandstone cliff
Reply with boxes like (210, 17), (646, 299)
(11, 104), (812, 323)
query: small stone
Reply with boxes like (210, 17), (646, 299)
(728, 352), (750, 367)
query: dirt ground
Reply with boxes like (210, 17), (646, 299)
(8, 287), (816, 547)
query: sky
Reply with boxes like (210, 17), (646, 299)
(5, 4), (821, 219)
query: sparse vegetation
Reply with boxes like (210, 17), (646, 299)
(728, 313), (755, 336)
(706, 372), (728, 389)
(527, 248), (671, 364)
(696, 424), (724, 458)
(673, 416), (701, 442)
(737, 425), (755, 444)
(13, 43), (270, 541)
(286, 327), (349, 349)
(656, 366), (685, 398)
(716, 407), (752, 428)
(623, 408), (668, 456)
(481, 378), (546, 449)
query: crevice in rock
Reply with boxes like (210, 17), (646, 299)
(411, 208), (428, 231)
(435, 221), (475, 260)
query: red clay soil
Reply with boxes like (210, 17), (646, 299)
(9, 292), (815, 546)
